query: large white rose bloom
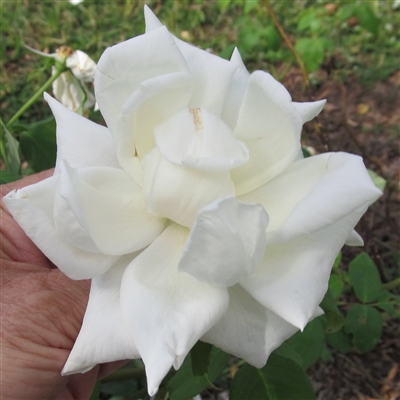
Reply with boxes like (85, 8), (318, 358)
(3, 6), (381, 395)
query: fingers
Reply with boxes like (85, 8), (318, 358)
(65, 366), (100, 400)
(0, 169), (54, 197)
(62, 361), (129, 400)
(0, 169), (54, 265)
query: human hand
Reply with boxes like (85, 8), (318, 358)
(0, 171), (126, 400)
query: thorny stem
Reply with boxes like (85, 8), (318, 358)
(261, 0), (310, 88)
(6, 62), (67, 128)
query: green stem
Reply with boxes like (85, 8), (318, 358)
(0, 117), (10, 169)
(6, 63), (67, 128)
(382, 277), (400, 291)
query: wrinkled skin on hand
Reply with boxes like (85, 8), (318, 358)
(0, 171), (125, 400)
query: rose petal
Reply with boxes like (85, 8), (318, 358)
(179, 196), (269, 287)
(346, 230), (364, 246)
(62, 255), (140, 375)
(154, 107), (249, 171)
(293, 99), (326, 123)
(267, 153), (382, 243)
(59, 161), (166, 255)
(52, 70), (87, 113)
(142, 149), (235, 227)
(238, 153), (332, 232)
(144, 4), (163, 32)
(3, 177), (118, 279)
(53, 189), (99, 253)
(240, 205), (372, 329)
(45, 94), (118, 172)
(202, 285), (298, 368)
(66, 50), (96, 82)
(143, 6), (238, 116)
(120, 224), (229, 396)
(175, 39), (238, 116)
(221, 47), (249, 130)
(231, 71), (303, 195)
(117, 72), (193, 167)
(239, 153), (381, 239)
(95, 25), (189, 135)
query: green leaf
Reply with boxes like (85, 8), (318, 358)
(19, 116), (57, 172)
(345, 304), (383, 353)
(333, 252), (342, 269)
(272, 341), (303, 367)
(264, 25), (281, 52)
(302, 147), (312, 158)
(298, 8), (319, 32)
(320, 346), (333, 362)
(319, 289), (345, 333)
(230, 355), (315, 400)
(243, 0), (257, 14)
(284, 318), (325, 369)
(239, 25), (263, 52)
(207, 346), (230, 380)
(368, 169), (386, 192)
(349, 253), (382, 303)
(1, 121), (21, 174)
(336, 3), (357, 22)
(0, 170), (22, 184)
(326, 328), (353, 354)
(89, 382), (101, 400)
(168, 345), (229, 400)
(217, 0), (232, 11)
(329, 274), (345, 300)
(154, 385), (169, 400)
(295, 38), (324, 73)
(376, 290), (400, 317)
(355, 4), (380, 35)
(191, 341), (213, 382)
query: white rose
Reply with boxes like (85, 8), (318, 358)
(52, 50), (96, 113)
(3, 6), (381, 396)
(66, 50), (96, 82)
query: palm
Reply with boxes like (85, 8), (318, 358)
(0, 172), (123, 400)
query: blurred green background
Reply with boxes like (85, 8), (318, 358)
(1, 0), (399, 124)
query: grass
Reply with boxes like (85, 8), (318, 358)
(1, 0), (399, 126)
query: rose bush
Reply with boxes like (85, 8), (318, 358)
(3, 6), (381, 396)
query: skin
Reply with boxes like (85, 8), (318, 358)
(0, 171), (126, 400)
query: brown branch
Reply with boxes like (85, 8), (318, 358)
(261, 0), (310, 88)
